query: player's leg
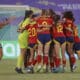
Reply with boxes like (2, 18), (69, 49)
(61, 42), (66, 72)
(36, 43), (43, 72)
(32, 45), (38, 66)
(53, 40), (61, 73)
(49, 41), (56, 72)
(15, 34), (28, 74)
(24, 48), (30, 69)
(15, 48), (27, 74)
(43, 42), (50, 72)
(26, 47), (34, 73)
(67, 42), (76, 72)
(36, 34), (44, 72)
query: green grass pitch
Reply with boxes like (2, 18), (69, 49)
(0, 59), (80, 80)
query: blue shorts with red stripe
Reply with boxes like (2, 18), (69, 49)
(73, 42), (80, 51)
(66, 37), (74, 42)
(38, 34), (51, 44)
(54, 37), (66, 45)
(28, 43), (36, 48)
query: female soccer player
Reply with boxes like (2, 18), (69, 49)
(73, 25), (80, 59)
(62, 11), (76, 72)
(52, 14), (66, 73)
(36, 9), (53, 72)
(25, 18), (38, 73)
(15, 10), (33, 74)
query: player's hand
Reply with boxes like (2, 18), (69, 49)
(17, 28), (25, 33)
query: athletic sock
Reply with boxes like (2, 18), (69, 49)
(54, 57), (61, 68)
(62, 59), (66, 67)
(70, 56), (76, 65)
(43, 55), (48, 65)
(36, 55), (42, 64)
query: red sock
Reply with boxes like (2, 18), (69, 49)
(53, 56), (56, 65)
(50, 62), (54, 68)
(32, 59), (37, 66)
(36, 55), (42, 64)
(70, 56), (76, 65)
(62, 60), (66, 67)
(28, 62), (32, 66)
(54, 57), (61, 67)
(43, 56), (48, 65)
(24, 58), (29, 68)
(50, 56), (56, 68)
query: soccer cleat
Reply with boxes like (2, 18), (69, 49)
(26, 67), (34, 73)
(15, 67), (23, 74)
(52, 67), (60, 73)
(52, 66), (63, 73)
(61, 67), (66, 73)
(70, 64), (77, 72)
(36, 65), (42, 72)
(59, 65), (66, 73)
(51, 67), (56, 73)
(42, 65), (48, 73)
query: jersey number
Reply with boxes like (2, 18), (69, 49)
(28, 28), (36, 37)
(57, 25), (63, 33)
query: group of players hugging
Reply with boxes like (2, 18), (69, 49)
(1, 9), (78, 74)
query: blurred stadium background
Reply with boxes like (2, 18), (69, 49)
(0, 5), (80, 59)
(0, 0), (80, 80)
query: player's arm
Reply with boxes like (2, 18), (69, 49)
(65, 27), (73, 32)
(17, 18), (30, 33)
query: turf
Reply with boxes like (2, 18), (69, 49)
(0, 59), (80, 80)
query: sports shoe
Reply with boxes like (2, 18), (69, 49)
(26, 66), (34, 73)
(42, 65), (49, 73)
(70, 64), (77, 72)
(52, 67), (59, 73)
(15, 67), (23, 74)
(51, 67), (56, 73)
(53, 66), (63, 73)
(36, 65), (42, 72)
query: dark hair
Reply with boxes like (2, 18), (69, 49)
(54, 14), (60, 22)
(62, 11), (75, 21)
(54, 14), (61, 26)
(41, 9), (46, 16)
(49, 9), (56, 17)
(24, 10), (33, 20)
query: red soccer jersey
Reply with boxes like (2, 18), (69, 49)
(73, 26), (80, 43)
(52, 22), (65, 38)
(63, 19), (74, 37)
(37, 16), (53, 34)
(26, 23), (38, 44)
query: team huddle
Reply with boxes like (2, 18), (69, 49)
(15, 9), (80, 74)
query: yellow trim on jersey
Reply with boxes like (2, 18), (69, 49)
(28, 44), (37, 49)
(46, 41), (51, 45)
(37, 39), (42, 44)
(37, 39), (51, 45)
(62, 42), (66, 45)
(53, 39), (60, 44)
(53, 39), (66, 45)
